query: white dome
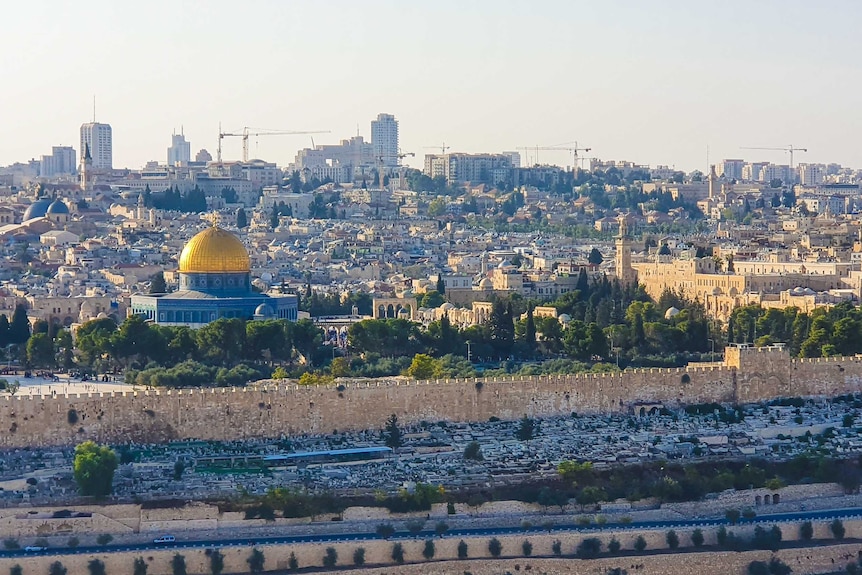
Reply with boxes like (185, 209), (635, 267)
(558, 313), (572, 323)
(664, 306), (681, 320)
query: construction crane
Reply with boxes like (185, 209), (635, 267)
(740, 145), (808, 169)
(423, 143), (450, 154)
(218, 126), (330, 163)
(377, 151), (415, 165)
(516, 142), (591, 167)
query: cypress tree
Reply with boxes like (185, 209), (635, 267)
(8, 305), (30, 345)
(525, 306), (537, 354)
(727, 316), (735, 345)
(0, 314), (9, 348)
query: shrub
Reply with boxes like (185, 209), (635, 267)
(133, 557), (148, 575)
(34, 538), (49, 548)
(171, 554), (186, 575)
(608, 538), (621, 554)
(522, 540), (533, 557)
(742, 508), (757, 520)
(577, 537), (603, 559)
(209, 549), (225, 575)
(323, 547), (338, 568)
(749, 561), (769, 575)
(488, 537), (502, 557)
(96, 533), (113, 546)
(49, 561), (67, 575)
(666, 530), (679, 549)
(691, 528), (704, 547)
(831, 518), (846, 540)
(423, 539), (436, 560)
(288, 552), (298, 571)
(392, 542), (405, 564)
(717, 526), (728, 547)
(376, 523), (396, 539)
(726, 509), (741, 524)
(10, 566), (22, 575)
(3, 538), (19, 549)
(634, 536), (647, 552)
(67, 536), (80, 548)
(552, 539), (562, 556)
(768, 557), (792, 575)
(435, 521), (449, 537)
(464, 441), (484, 461)
(406, 519), (425, 537)
(247, 548), (265, 573)
(353, 548), (365, 566)
(800, 521), (813, 541)
(88, 559), (106, 575)
(457, 539), (468, 559)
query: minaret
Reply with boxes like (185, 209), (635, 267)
(80, 143), (92, 192)
(615, 214), (635, 285)
(707, 164), (717, 200)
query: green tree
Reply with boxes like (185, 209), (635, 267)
(209, 549), (224, 575)
(488, 537), (502, 557)
(25, 333), (54, 368)
(423, 539), (436, 560)
(9, 566), (22, 575)
(73, 441), (118, 497)
(247, 548), (265, 573)
(49, 561), (67, 575)
(457, 540), (468, 559)
(96, 534), (113, 546)
(608, 538), (621, 554)
(435, 521), (449, 537)
(149, 272), (167, 294)
(550, 539), (563, 555)
(516, 415), (536, 440)
(8, 305), (29, 345)
(236, 208), (248, 229)
(392, 542), (405, 564)
(323, 547), (338, 567)
(171, 553), (186, 575)
(522, 540), (533, 556)
(463, 441), (483, 461)
(524, 305), (537, 355)
(831, 518), (845, 540)
(288, 552), (298, 571)
(376, 523), (395, 539)
(352, 547), (365, 566)
(691, 528), (704, 547)
(725, 508), (741, 525)
(436, 275), (446, 295)
(88, 559), (106, 575)
(799, 521), (813, 541)
(384, 414), (403, 448)
(634, 535), (647, 552)
(133, 557), (148, 575)
(406, 353), (437, 379)
(588, 248), (603, 266)
(666, 529), (679, 549)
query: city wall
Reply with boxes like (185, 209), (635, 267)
(2, 347), (862, 448)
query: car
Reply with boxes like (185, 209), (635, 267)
(153, 535), (176, 544)
(24, 546), (46, 552)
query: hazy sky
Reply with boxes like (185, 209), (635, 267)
(2, 1), (861, 172)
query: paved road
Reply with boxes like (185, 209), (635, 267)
(4, 506), (862, 558)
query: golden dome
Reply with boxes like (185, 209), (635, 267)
(178, 226), (250, 273)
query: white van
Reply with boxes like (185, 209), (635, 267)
(153, 535), (176, 544)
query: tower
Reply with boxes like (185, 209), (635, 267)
(615, 214), (635, 285)
(79, 122), (113, 169)
(707, 164), (717, 200)
(371, 113), (399, 167)
(79, 144), (92, 191)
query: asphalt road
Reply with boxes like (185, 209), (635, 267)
(4, 506), (862, 558)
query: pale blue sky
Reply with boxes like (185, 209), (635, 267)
(2, 1), (860, 171)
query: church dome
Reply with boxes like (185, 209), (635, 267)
(47, 199), (70, 214)
(23, 198), (52, 220)
(178, 226), (250, 273)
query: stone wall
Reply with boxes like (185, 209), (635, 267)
(2, 524), (862, 575)
(3, 347), (862, 448)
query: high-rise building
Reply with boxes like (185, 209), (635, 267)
(79, 122), (112, 169)
(719, 159), (744, 181)
(40, 146), (76, 177)
(371, 113), (399, 167)
(167, 132), (191, 166)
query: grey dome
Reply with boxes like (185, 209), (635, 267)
(23, 198), (52, 220)
(47, 199), (70, 214)
(254, 303), (275, 318)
